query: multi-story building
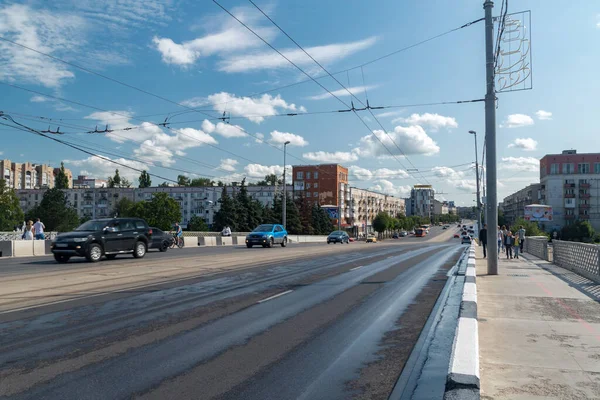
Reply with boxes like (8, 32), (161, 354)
(501, 183), (542, 226)
(540, 149), (600, 231)
(407, 185), (435, 218)
(72, 175), (107, 188)
(433, 199), (449, 215)
(0, 159), (71, 189)
(349, 187), (405, 234)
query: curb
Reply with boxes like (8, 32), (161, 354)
(444, 242), (480, 400)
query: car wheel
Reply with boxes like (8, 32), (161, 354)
(106, 254), (117, 260)
(246, 243), (253, 248)
(133, 241), (147, 258)
(281, 237), (287, 247)
(159, 240), (169, 252)
(86, 243), (102, 263)
(53, 254), (70, 263)
(267, 238), (274, 248)
(327, 241), (331, 244)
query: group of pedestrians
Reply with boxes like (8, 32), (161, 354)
(478, 223), (525, 259)
(19, 218), (46, 240)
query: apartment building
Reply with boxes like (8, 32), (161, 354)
(0, 159), (72, 189)
(501, 183), (541, 226)
(540, 149), (600, 231)
(407, 185), (435, 218)
(433, 199), (449, 215)
(72, 175), (108, 188)
(349, 187), (405, 234)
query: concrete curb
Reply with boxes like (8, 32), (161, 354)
(444, 242), (480, 400)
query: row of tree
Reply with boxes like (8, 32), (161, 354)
(371, 211), (460, 237)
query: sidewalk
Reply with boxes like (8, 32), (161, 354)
(475, 246), (600, 399)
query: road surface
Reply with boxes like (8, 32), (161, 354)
(0, 226), (465, 400)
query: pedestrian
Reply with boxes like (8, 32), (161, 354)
(23, 220), (34, 240)
(513, 234), (520, 259)
(33, 218), (45, 240)
(518, 225), (526, 253)
(505, 230), (514, 259)
(479, 223), (488, 258)
(497, 225), (503, 254)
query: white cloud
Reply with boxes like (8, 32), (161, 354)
(431, 166), (466, 180)
(348, 165), (409, 181)
(219, 37), (377, 73)
(65, 156), (148, 182)
(30, 95), (48, 103)
(184, 92), (306, 124)
(500, 114), (534, 128)
(455, 180), (477, 192)
(218, 158), (238, 172)
(508, 138), (538, 151)
(254, 132), (265, 144)
(308, 85), (377, 101)
(353, 125), (440, 158)
(243, 163), (283, 178)
(376, 110), (404, 118)
(392, 113), (458, 131)
(535, 110), (552, 120)
(500, 157), (539, 172)
(303, 151), (359, 163)
(213, 122), (247, 138)
(57, 0), (173, 28)
(368, 180), (411, 198)
(269, 130), (308, 147)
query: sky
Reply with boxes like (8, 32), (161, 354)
(1, 0), (598, 206)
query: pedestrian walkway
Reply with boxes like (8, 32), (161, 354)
(475, 246), (600, 399)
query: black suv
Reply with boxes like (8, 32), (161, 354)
(51, 218), (152, 263)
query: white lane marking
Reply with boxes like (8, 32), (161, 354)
(257, 290), (293, 303)
(350, 265), (363, 271)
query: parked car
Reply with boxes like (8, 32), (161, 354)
(461, 235), (472, 244)
(149, 227), (171, 252)
(453, 233), (460, 238)
(51, 218), (152, 263)
(392, 232), (399, 239)
(327, 231), (350, 244)
(442, 226), (447, 230)
(399, 231), (408, 237)
(245, 224), (288, 248)
(366, 234), (378, 243)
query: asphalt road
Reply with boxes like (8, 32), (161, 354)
(0, 225), (466, 400)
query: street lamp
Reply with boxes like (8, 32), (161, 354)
(282, 141), (291, 230)
(469, 130), (482, 231)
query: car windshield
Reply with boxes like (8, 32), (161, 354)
(253, 224), (274, 232)
(330, 231), (344, 235)
(75, 220), (112, 231)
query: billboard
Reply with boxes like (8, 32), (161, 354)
(322, 206), (339, 219)
(524, 204), (553, 222)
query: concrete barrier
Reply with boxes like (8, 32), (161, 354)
(233, 236), (246, 245)
(13, 241), (34, 257)
(33, 240), (46, 256)
(199, 237), (217, 246)
(444, 242), (480, 399)
(0, 241), (13, 257)
(183, 236), (198, 247)
(217, 237), (233, 246)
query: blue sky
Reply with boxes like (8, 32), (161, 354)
(1, 0), (598, 206)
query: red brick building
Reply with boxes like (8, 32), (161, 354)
(292, 164), (348, 206)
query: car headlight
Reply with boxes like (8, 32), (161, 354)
(73, 237), (88, 242)
(262, 235), (268, 239)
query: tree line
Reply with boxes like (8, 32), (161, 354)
(371, 211), (461, 237)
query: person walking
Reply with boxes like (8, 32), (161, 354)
(513, 234), (520, 259)
(500, 225), (507, 251)
(497, 225), (503, 254)
(518, 225), (526, 253)
(23, 220), (34, 240)
(479, 223), (488, 258)
(33, 218), (45, 240)
(505, 230), (514, 259)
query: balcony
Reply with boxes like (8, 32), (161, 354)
(579, 204), (591, 209)
(579, 193), (591, 199)
(580, 183), (591, 189)
(564, 183), (575, 188)
(565, 214), (576, 220)
(564, 193), (575, 198)
(579, 214), (590, 220)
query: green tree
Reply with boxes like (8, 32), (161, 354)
(107, 169), (121, 188)
(311, 204), (334, 235)
(120, 178), (132, 188)
(55, 162), (70, 189)
(511, 217), (547, 238)
(26, 188), (79, 232)
(498, 209), (507, 227)
(190, 177), (215, 187)
(561, 220), (595, 242)
(372, 212), (392, 237)
(158, 181), (170, 187)
(285, 193), (302, 234)
(177, 175), (190, 186)
(296, 194), (314, 234)
(264, 174), (281, 186)
(187, 215), (208, 231)
(138, 170), (152, 188)
(235, 179), (262, 231)
(112, 197), (136, 218)
(213, 186), (237, 232)
(217, 180), (224, 187)
(0, 179), (24, 231)
(129, 192), (181, 231)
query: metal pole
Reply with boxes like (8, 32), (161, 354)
(484, 0), (498, 274)
(471, 131), (482, 231)
(282, 141), (290, 229)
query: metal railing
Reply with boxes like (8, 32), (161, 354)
(552, 240), (600, 284)
(523, 236), (549, 260)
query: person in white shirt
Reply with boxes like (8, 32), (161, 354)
(221, 226), (232, 237)
(33, 218), (45, 240)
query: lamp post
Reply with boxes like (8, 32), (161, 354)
(282, 141), (290, 229)
(469, 130), (482, 231)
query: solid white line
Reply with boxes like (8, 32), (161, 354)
(257, 290), (293, 303)
(350, 265), (363, 271)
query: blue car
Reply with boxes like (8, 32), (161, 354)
(245, 224), (288, 248)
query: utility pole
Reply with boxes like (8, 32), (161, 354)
(470, 130), (482, 232)
(484, 0), (498, 274)
(282, 141), (290, 230)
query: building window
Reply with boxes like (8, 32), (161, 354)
(306, 183), (311, 189)
(550, 163), (559, 174)
(565, 198), (575, 207)
(306, 172), (311, 179)
(578, 163), (590, 174)
(579, 179), (588, 184)
(296, 171), (304, 179)
(314, 183), (318, 189)
(563, 163), (574, 174)
(306, 192), (311, 197)
(314, 172), (318, 179)
(313, 192), (318, 198)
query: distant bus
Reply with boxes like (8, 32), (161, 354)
(415, 228), (426, 237)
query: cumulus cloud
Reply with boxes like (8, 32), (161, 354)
(65, 155), (148, 181)
(348, 165), (409, 180)
(183, 92), (306, 124)
(431, 166), (466, 180)
(353, 125), (440, 158)
(368, 180), (411, 197)
(392, 113), (458, 131)
(508, 138), (538, 151)
(269, 130), (308, 147)
(308, 85), (377, 101)
(243, 163), (284, 178)
(500, 156), (539, 172)
(535, 110), (552, 120)
(500, 114), (534, 128)
(303, 151), (359, 163)
(218, 158), (238, 172)
(30, 95), (48, 103)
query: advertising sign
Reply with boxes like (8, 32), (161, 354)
(323, 206), (339, 219)
(524, 204), (553, 222)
